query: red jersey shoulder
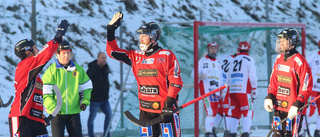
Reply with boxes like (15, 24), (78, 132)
(158, 49), (173, 56)
(292, 53), (307, 67)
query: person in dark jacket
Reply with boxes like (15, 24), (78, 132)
(86, 52), (112, 137)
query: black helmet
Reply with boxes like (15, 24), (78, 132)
(136, 22), (161, 42)
(56, 40), (71, 54)
(277, 28), (300, 46)
(14, 39), (36, 60)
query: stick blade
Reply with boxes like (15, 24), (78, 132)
(124, 111), (147, 127)
(124, 111), (165, 127)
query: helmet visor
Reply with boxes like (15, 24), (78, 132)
(135, 29), (157, 41)
(276, 37), (290, 53)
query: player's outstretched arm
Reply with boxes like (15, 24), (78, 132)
(107, 12), (123, 41)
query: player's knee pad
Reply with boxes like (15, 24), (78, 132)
(140, 126), (153, 137)
(273, 116), (282, 131)
(161, 123), (175, 137)
(160, 113), (181, 137)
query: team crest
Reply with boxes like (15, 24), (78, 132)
(72, 71), (78, 77)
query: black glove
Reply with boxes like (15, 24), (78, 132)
(80, 103), (87, 111)
(54, 20), (69, 44)
(107, 12), (123, 41)
(161, 97), (177, 122)
(108, 12), (123, 31)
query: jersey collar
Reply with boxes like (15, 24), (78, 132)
(56, 59), (76, 71)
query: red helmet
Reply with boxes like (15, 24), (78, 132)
(238, 41), (251, 52)
(207, 42), (219, 48)
(318, 40), (320, 48)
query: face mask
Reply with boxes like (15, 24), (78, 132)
(139, 43), (152, 52)
(276, 38), (290, 54)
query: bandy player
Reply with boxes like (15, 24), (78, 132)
(228, 41), (258, 137)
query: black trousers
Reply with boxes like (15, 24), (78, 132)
(9, 116), (48, 137)
(51, 113), (83, 137)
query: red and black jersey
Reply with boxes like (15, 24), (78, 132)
(9, 40), (59, 123)
(268, 53), (313, 113)
(107, 40), (183, 113)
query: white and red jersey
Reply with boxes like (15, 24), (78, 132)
(219, 54), (235, 91)
(9, 40), (59, 123)
(198, 55), (223, 96)
(307, 51), (320, 92)
(228, 53), (257, 94)
(268, 53), (313, 112)
(106, 40), (183, 113)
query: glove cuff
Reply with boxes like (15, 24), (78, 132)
(53, 37), (63, 44)
(107, 25), (116, 41)
(292, 100), (303, 110)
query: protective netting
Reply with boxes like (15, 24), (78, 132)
(111, 23), (306, 136)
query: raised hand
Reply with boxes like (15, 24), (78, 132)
(108, 12), (123, 31)
(54, 20), (69, 44)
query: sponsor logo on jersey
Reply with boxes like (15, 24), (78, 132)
(277, 75), (292, 84)
(277, 86), (290, 95)
(302, 73), (309, 91)
(138, 69), (158, 77)
(135, 50), (145, 55)
(159, 51), (170, 55)
(33, 93), (43, 104)
(140, 99), (161, 110)
(212, 63), (215, 68)
(222, 73), (227, 79)
(277, 64), (290, 72)
(170, 83), (182, 89)
(209, 94), (219, 102)
(230, 85), (242, 87)
(152, 102), (160, 109)
(141, 58), (154, 64)
(30, 108), (43, 119)
(276, 100), (288, 108)
(209, 80), (219, 86)
(35, 44), (49, 57)
(208, 75), (219, 80)
(294, 57), (302, 66)
(231, 73), (243, 78)
(173, 60), (180, 78)
(240, 106), (249, 111)
(298, 95), (304, 99)
(35, 81), (43, 90)
(223, 104), (229, 108)
(139, 85), (159, 95)
(157, 58), (165, 64)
